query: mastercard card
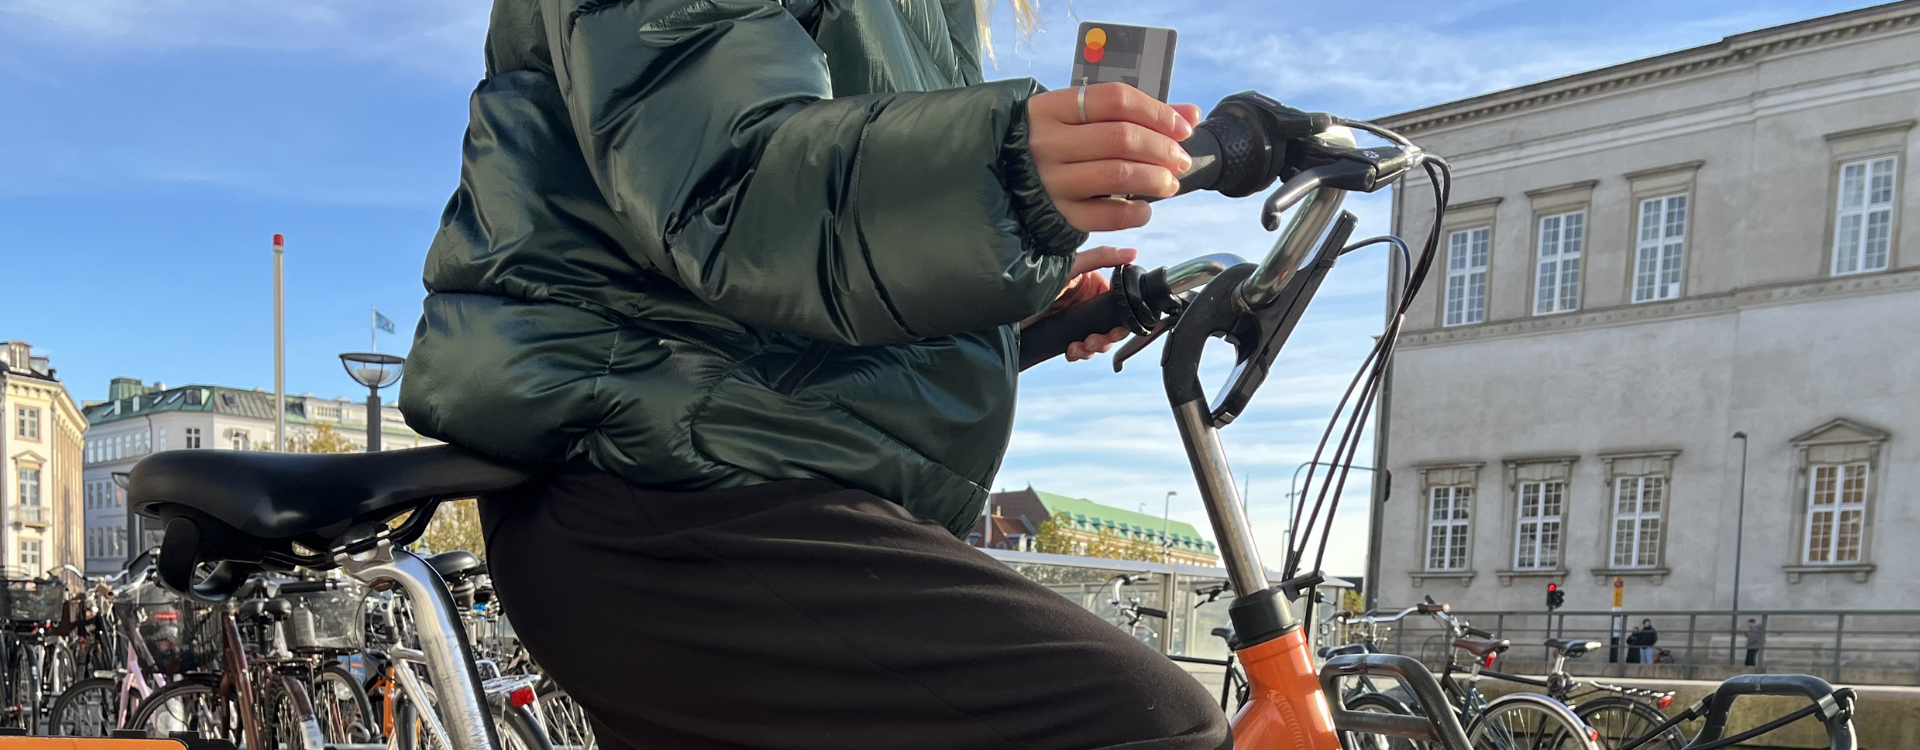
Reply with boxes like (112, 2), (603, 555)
(1069, 22), (1177, 102)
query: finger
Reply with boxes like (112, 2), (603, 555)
(1070, 246), (1137, 276)
(1057, 197), (1153, 233)
(1047, 160), (1179, 201)
(1172, 103), (1202, 128)
(1081, 326), (1130, 354)
(1066, 341), (1089, 361)
(1080, 82), (1193, 141)
(1032, 121), (1190, 174)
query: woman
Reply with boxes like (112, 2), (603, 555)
(399, 0), (1226, 748)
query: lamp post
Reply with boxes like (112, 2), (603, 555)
(339, 353), (404, 452)
(1162, 491), (1177, 560)
(1284, 461), (1376, 554)
(1730, 431), (1749, 665)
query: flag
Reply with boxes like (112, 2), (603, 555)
(374, 309), (396, 334)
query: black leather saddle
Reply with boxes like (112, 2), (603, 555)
(1318, 643), (1369, 659)
(1452, 636), (1510, 658)
(129, 445), (532, 602)
(1544, 638), (1602, 658)
(427, 550), (487, 581)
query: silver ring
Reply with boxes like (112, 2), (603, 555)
(1076, 85), (1088, 125)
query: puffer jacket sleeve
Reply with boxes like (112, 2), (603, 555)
(545, 0), (1085, 346)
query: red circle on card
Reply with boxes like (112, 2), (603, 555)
(1084, 45), (1105, 63)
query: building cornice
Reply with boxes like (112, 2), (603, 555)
(1401, 266), (1920, 348)
(1378, 2), (1920, 134)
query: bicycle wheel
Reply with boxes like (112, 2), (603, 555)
(6, 644), (42, 733)
(1575, 696), (1684, 750)
(1341, 692), (1431, 750)
(313, 665), (377, 743)
(128, 675), (245, 743)
(258, 676), (318, 750)
(46, 677), (120, 737)
(536, 686), (596, 750)
(1466, 693), (1601, 750)
(498, 704), (556, 750)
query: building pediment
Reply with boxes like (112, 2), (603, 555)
(1790, 418), (1889, 446)
(10, 449), (48, 464)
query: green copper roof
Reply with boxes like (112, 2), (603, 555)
(1031, 490), (1216, 551)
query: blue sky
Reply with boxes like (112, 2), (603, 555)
(0, 0), (1879, 575)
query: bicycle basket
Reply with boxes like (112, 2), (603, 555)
(2, 578), (68, 623)
(284, 584), (369, 654)
(127, 596), (225, 675)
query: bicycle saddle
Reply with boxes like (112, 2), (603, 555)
(1544, 638), (1601, 658)
(128, 445), (533, 602)
(427, 550), (486, 581)
(1451, 636), (1510, 658)
(1318, 643), (1369, 659)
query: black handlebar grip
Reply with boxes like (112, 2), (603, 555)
(1018, 285), (1134, 370)
(1135, 606), (1169, 620)
(276, 580), (336, 594)
(1465, 625), (1494, 639)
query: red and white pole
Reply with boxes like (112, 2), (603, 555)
(273, 233), (286, 452)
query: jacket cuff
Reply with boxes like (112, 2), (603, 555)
(1001, 95), (1088, 257)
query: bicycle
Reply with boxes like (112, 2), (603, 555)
(1106, 574), (1168, 646)
(3, 574), (78, 734)
(45, 554), (218, 737)
(1478, 637), (1685, 750)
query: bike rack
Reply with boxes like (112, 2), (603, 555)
(1319, 654), (1472, 748)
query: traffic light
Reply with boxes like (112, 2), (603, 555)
(1546, 583), (1565, 611)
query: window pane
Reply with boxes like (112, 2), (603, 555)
(1449, 525), (1468, 569)
(1840, 162), (1866, 209)
(1540, 217), (1561, 258)
(1453, 487), (1472, 519)
(1467, 271), (1486, 324)
(1615, 478), (1637, 514)
(1807, 509), (1833, 563)
(1542, 482), (1563, 517)
(1540, 520), (1561, 567)
(1835, 214), (1864, 274)
(1520, 484), (1539, 518)
(1635, 247), (1658, 302)
(1835, 509), (1863, 563)
(1614, 519), (1635, 567)
(1637, 519), (1661, 567)
(1563, 213), (1585, 255)
(1446, 276), (1465, 326)
(1842, 464), (1868, 505)
(1517, 523), (1537, 568)
(1865, 210), (1891, 271)
(1812, 465), (1836, 506)
(1470, 229), (1489, 268)
(1536, 260), (1558, 314)
(1559, 258), (1581, 311)
(1428, 526), (1448, 568)
(1869, 158), (1895, 205)
(1664, 195), (1687, 239)
(1449, 232), (1468, 270)
(1642, 477), (1664, 513)
(1639, 200), (1662, 242)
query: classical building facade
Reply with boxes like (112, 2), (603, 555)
(2, 342), (86, 579)
(1370, 2), (1920, 612)
(81, 377), (437, 574)
(983, 488), (1220, 566)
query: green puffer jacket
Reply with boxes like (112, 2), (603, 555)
(399, 0), (1087, 535)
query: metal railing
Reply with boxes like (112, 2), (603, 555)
(13, 504), (49, 526)
(1360, 608), (1920, 686)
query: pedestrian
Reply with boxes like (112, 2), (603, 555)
(1639, 619), (1658, 665)
(400, 0), (1226, 747)
(1745, 618), (1765, 667)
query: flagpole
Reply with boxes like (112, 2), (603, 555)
(273, 234), (286, 453)
(370, 306), (377, 353)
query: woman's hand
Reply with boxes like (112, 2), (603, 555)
(1027, 82), (1203, 232)
(1020, 245), (1137, 362)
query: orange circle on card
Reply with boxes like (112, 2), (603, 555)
(1086, 27), (1107, 46)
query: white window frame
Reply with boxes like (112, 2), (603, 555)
(1633, 194), (1688, 303)
(1513, 481), (1565, 570)
(1610, 476), (1665, 568)
(17, 406), (39, 440)
(20, 540), (41, 569)
(186, 428), (202, 450)
(1534, 211), (1585, 315)
(19, 466), (41, 506)
(1804, 462), (1869, 564)
(1832, 156), (1897, 276)
(1425, 486), (1472, 571)
(1443, 227), (1490, 327)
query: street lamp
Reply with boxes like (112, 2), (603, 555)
(1162, 491), (1177, 560)
(339, 352), (404, 452)
(1284, 461), (1376, 552)
(1730, 431), (1750, 665)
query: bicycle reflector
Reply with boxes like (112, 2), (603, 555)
(1657, 694), (1674, 710)
(510, 685), (536, 708)
(1482, 653), (1497, 669)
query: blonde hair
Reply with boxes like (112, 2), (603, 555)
(976, 0), (1042, 62)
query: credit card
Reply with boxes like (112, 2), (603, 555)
(1069, 22), (1177, 102)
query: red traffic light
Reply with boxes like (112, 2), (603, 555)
(1548, 583), (1558, 592)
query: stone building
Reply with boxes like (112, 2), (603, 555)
(1369, 2), (1920, 612)
(983, 488), (1219, 566)
(1, 342), (85, 579)
(81, 377), (437, 575)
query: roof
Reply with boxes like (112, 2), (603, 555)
(81, 383), (416, 435)
(1378, 1), (1920, 133)
(1031, 490), (1216, 551)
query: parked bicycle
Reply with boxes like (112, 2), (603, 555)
(2, 574), (78, 734)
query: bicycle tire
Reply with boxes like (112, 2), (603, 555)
(127, 675), (244, 742)
(1341, 691), (1431, 750)
(1574, 696), (1684, 750)
(535, 686), (597, 750)
(314, 665), (378, 743)
(499, 703), (557, 750)
(46, 677), (121, 737)
(7, 643), (42, 733)
(1466, 693), (1602, 750)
